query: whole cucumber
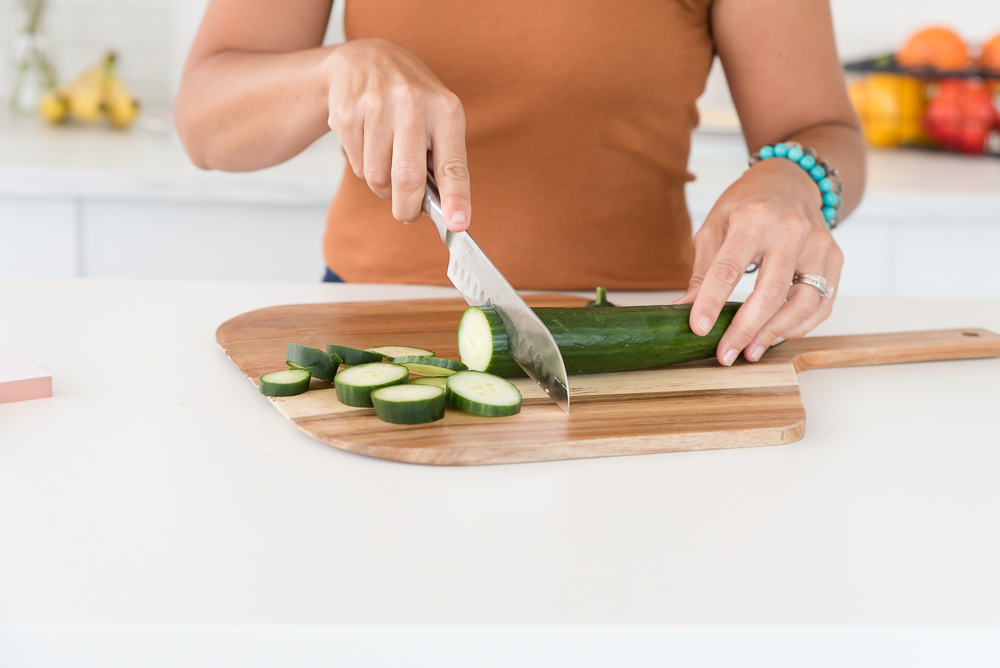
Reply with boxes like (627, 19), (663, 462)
(458, 302), (742, 377)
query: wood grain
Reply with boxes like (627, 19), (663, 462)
(216, 297), (1000, 465)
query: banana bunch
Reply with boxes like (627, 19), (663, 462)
(38, 52), (140, 128)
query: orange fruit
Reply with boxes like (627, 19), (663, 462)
(897, 26), (970, 71)
(978, 32), (1000, 73)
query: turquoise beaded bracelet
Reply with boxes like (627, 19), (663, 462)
(749, 141), (843, 229)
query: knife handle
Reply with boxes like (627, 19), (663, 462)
(422, 174), (450, 245)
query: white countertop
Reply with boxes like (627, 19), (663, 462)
(1, 278), (999, 665)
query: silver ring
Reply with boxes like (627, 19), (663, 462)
(793, 273), (835, 298)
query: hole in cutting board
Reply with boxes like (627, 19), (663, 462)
(963, 332), (980, 337)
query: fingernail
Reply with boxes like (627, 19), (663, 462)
(450, 212), (467, 224)
(748, 345), (765, 362)
(772, 337), (785, 346)
(697, 316), (711, 335)
(722, 348), (738, 366)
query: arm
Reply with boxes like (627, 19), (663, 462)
(679, 0), (866, 365)
(175, 0), (470, 229)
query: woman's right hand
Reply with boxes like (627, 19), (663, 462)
(325, 38), (471, 231)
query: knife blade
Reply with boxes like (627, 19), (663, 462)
(422, 175), (570, 413)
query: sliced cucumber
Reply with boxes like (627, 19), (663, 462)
(370, 384), (446, 424)
(394, 355), (467, 377)
(365, 345), (435, 360)
(326, 344), (384, 366)
(446, 371), (522, 417)
(411, 376), (448, 389)
(286, 343), (340, 382)
(334, 362), (410, 407)
(412, 376), (451, 405)
(259, 368), (311, 397)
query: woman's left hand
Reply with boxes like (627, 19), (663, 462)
(675, 156), (843, 366)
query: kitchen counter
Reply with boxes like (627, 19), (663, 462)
(1, 278), (999, 666)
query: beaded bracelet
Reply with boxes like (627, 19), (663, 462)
(748, 141), (843, 229)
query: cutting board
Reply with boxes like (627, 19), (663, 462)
(216, 296), (1000, 465)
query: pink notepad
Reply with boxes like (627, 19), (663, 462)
(0, 350), (52, 404)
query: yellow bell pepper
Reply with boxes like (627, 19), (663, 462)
(848, 74), (928, 148)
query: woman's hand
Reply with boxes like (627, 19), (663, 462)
(676, 157), (844, 366)
(326, 38), (471, 231)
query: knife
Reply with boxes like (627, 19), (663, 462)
(422, 175), (570, 413)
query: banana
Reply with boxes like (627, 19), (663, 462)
(38, 89), (69, 124)
(62, 54), (114, 123)
(38, 52), (141, 128)
(104, 74), (140, 129)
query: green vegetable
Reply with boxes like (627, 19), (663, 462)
(446, 371), (522, 417)
(457, 302), (741, 377)
(259, 368), (311, 397)
(326, 344), (385, 366)
(585, 286), (616, 307)
(286, 343), (340, 382)
(334, 363), (410, 407)
(394, 356), (467, 377)
(365, 345), (434, 360)
(370, 384), (446, 424)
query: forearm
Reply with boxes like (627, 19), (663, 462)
(175, 46), (336, 172)
(778, 122), (866, 219)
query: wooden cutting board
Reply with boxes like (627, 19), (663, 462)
(216, 296), (1000, 465)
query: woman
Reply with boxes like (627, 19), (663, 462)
(176, 0), (865, 367)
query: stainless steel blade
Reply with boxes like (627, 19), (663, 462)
(422, 176), (570, 412)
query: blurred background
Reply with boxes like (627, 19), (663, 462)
(1, 0), (998, 298)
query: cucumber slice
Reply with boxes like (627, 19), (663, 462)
(411, 376), (448, 389)
(259, 368), (311, 397)
(365, 345), (435, 360)
(394, 356), (467, 377)
(286, 343), (340, 382)
(370, 384), (446, 424)
(446, 370), (522, 417)
(326, 344), (384, 366)
(411, 376), (452, 406)
(334, 363), (410, 407)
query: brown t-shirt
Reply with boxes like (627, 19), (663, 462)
(324, 0), (714, 290)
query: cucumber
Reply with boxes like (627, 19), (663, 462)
(286, 343), (340, 382)
(370, 384), (446, 424)
(446, 371), (522, 417)
(411, 376), (448, 389)
(412, 376), (451, 405)
(585, 286), (616, 307)
(326, 344), (385, 366)
(394, 356), (467, 377)
(458, 302), (742, 377)
(259, 368), (311, 397)
(334, 362), (410, 407)
(365, 345), (435, 360)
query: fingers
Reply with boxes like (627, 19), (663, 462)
(745, 238), (842, 360)
(689, 227), (760, 340)
(780, 241), (843, 340)
(713, 246), (798, 365)
(362, 102), (394, 200)
(389, 93), (428, 223)
(334, 109), (365, 179)
(429, 93), (470, 232)
(674, 224), (723, 305)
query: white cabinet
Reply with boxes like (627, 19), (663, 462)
(0, 198), (77, 278)
(80, 201), (329, 282)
